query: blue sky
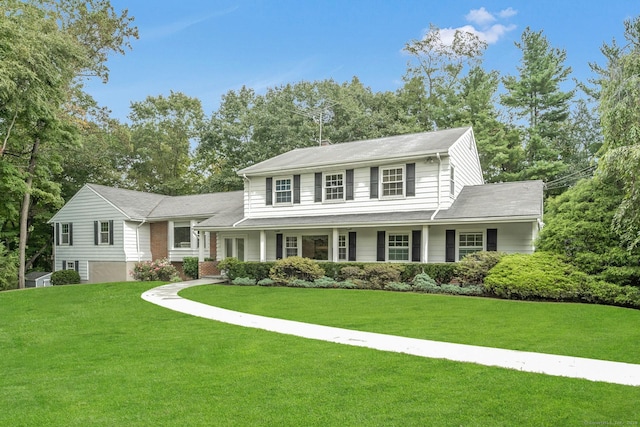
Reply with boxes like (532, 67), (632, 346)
(85, 0), (640, 122)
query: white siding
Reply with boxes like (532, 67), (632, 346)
(447, 129), (484, 195)
(124, 221), (152, 262)
(245, 161), (443, 219)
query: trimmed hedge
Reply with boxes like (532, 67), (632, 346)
(183, 257), (199, 279)
(51, 270), (81, 286)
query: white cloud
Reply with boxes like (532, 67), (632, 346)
(498, 7), (518, 18)
(142, 6), (239, 40)
(465, 7), (496, 26)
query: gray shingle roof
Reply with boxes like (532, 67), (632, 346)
(87, 184), (166, 219)
(86, 184), (243, 221)
(435, 180), (544, 220)
(238, 127), (471, 175)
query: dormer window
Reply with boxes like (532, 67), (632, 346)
(275, 178), (292, 204)
(382, 167), (404, 197)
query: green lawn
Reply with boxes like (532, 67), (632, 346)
(181, 284), (640, 364)
(0, 282), (638, 426)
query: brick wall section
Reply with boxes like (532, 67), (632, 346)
(209, 232), (217, 259)
(150, 221), (168, 260)
(199, 261), (220, 277)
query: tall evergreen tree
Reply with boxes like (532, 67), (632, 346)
(500, 27), (574, 184)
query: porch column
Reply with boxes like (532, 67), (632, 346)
(332, 228), (339, 262)
(198, 230), (205, 262)
(421, 225), (429, 263)
(260, 230), (267, 262)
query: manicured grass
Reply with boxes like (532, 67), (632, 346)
(181, 284), (640, 364)
(0, 282), (638, 426)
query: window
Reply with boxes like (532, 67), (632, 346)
(382, 167), (403, 197)
(459, 232), (483, 260)
(224, 237), (245, 261)
(66, 261), (76, 271)
(302, 235), (328, 260)
(450, 165), (455, 196)
(324, 173), (344, 201)
(60, 223), (70, 245)
(285, 236), (298, 257)
(338, 235), (347, 261)
(99, 221), (110, 245)
(275, 178), (292, 204)
(173, 222), (191, 248)
(388, 234), (409, 261)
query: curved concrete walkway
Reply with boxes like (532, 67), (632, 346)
(142, 280), (640, 387)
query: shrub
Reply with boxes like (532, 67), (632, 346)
(131, 258), (181, 282)
(440, 284), (484, 296)
(232, 277), (257, 286)
(484, 252), (586, 301)
(385, 282), (412, 292)
(597, 266), (640, 288)
(51, 270), (81, 286)
(257, 278), (275, 286)
(183, 257), (199, 279)
(339, 266), (365, 281)
(363, 264), (402, 289)
(337, 280), (359, 289)
(269, 257), (324, 283)
(412, 263), (459, 284)
(580, 278), (640, 308)
(314, 276), (339, 288)
(0, 242), (18, 291)
(412, 273), (438, 291)
(217, 257), (244, 281)
(289, 278), (314, 288)
(456, 251), (506, 285)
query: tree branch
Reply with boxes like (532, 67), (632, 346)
(1, 110), (18, 157)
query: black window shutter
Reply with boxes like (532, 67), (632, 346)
(376, 230), (385, 261)
(266, 178), (273, 205)
(74, 261), (79, 272)
(109, 220), (114, 245)
(276, 233), (283, 260)
(314, 173), (322, 202)
(348, 231), (357, 261)
(411, 230), (421, 262)
(445, 229), (456, 263)
(487, 228), (498, 251)
(55, 223), (60, 246)
(406, 163), (416, 197)
(370, 167), (379, 199)
(94, 221), (98, 245)
(69, 223), (73, 246)
(346, 169), (354, 200)
(293, 175), (301, 204)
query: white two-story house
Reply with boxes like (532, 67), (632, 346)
(195, 127), (543, 264)
(49, 127), (543, 283)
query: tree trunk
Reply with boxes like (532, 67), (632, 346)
(18, 138), (39, 289)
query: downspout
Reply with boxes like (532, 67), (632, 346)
(136, 219), (146, 262)
(430, 152), (442, 221)
(243, 174), (251, 217)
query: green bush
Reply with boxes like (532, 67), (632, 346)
(269, 257), (324, 283)
(232, 277), (257, 286)
(0, 242), (18, 291)
(385, 282), (412, 292)
(597, 266), (640, 288)
(289, 278), (314, 288)
(337, 280), (359, 289)
(218, 258), (244, 281)
(456, 251), (506, 285)
(339, 266), (364, 281)
(484, 252), (586, 301)
(131, 259), (181, 282)
(183, 257), (199, 279)
(412, 273), (438, 291)
(257, 278), (275, 286)
(410, 263), (458, 284)
(314, 276), (339, 288)
(363, 264), (402, 289)
(580, 279), (640, 308)
(51, 270), (81, 286)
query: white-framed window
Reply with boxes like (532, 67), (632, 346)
(66, 261), (76, 271)
(324, 172), (344, 201)
(60, 223), (70, 245)
(285, 236), (298, 257)
(275, 177), (292, 204)
(450, 165), (456, 196)
(459, 232), (483, 260)
(388, 234), (409, 261)
(173, 221), (191, 248)
(301, 235), (329, 260)
(224, 237), (245, 261)
(381, 167), (404, 197)
(99, 221), (110, 245)
(338, 234), (347, 261)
